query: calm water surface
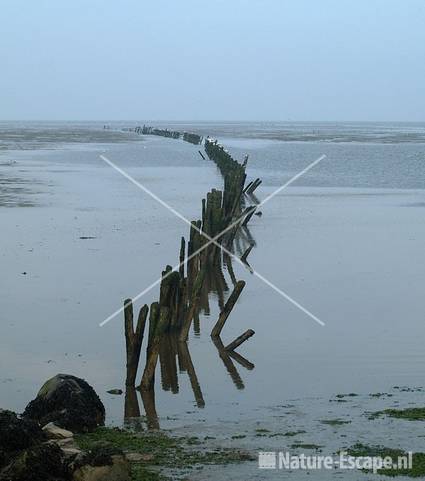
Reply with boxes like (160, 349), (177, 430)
(1, 121), (425, 478)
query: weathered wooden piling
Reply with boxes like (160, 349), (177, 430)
(242, 206), (256, 227)
(124, 386), (141, 419)
(140, 125), (202, 144)
(179, 237), (185, 278)
(156, 266), (187, 332)
(134, 129), (261, 254)
(243, 181), (253, 194)
(147, 302), (160, 351)
(193, 311), (201, 335)
(246, 178), (262, 194)
(241, 243), (254, 263)
(183, 132), (203, 145)
(211, 280), (246, 338)
(124, 299), (148, 386)
(140, 386), (160, 430)
(179, 267), (207, 342)
(225, 329), (255, 351)
(140, 306), (170, 390)
(140, 125), (181, 139)
(204, 138), (249, 220)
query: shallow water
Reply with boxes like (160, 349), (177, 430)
(1, 121), (425, 478)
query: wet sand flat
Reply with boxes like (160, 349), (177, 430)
(1, 122), (425, 479)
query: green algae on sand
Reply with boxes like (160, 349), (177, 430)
(76, 427), (254, 481)
(370, 407), (425, 421)
(343, 443), (425, 477)
(320, 419), (351, 426)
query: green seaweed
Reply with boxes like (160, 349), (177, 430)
(320, 419), (351, 426)
(76, 427), (253, 481)
(370, 407), (425, 421)
(343, 443), (425, 477)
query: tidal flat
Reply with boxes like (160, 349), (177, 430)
(2, 121), (425, 479)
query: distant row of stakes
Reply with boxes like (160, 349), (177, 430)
(123, 127), (262, 399)
(132, 125), (203, 145)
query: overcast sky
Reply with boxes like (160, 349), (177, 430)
(1, 0), (424, 121)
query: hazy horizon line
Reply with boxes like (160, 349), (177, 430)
(1, 119), (425, 124)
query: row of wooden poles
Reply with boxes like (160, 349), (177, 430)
(132, 125), (203, 145)
(123, 135), (261, 401)
(205, 137), (261, 198)
(203, 138), (261, 260)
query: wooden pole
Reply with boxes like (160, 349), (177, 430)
(147, 302), (160, 352)
(124, 386), (141, 419)
(140, 386), (160, 430)
(249, 178), (262, 193)
(201, 198), (206, 228)
(159, 338), (171, 392)
(224, 253), (237, 286)
(211, 280), (245, 338)
(124, 299), (148, 386)
(140, 306), (170, 390)
(243, 181), (253, 194)
(241, 243), (254, 264)
(179, 267), (206, 342)
(247, 178), (262, 194)
(225, 329), (255, 351)
(179, 236), (185, 279)
(242, 206), (256, 227)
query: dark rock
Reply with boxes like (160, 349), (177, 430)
(106, 389), (123, 395)
(70, 442), (129, 481)
(42, 422), (74, 440)
(80, 443), (123, 467)
(0, 443), (68, 481)
(0, 410), (45, 469)
(72, 454), (130, 481)
(24, 374), (105, 433)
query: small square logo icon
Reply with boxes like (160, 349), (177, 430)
(258, 451), (277, 469)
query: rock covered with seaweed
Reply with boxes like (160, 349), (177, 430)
(23, 374), (105, 433)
